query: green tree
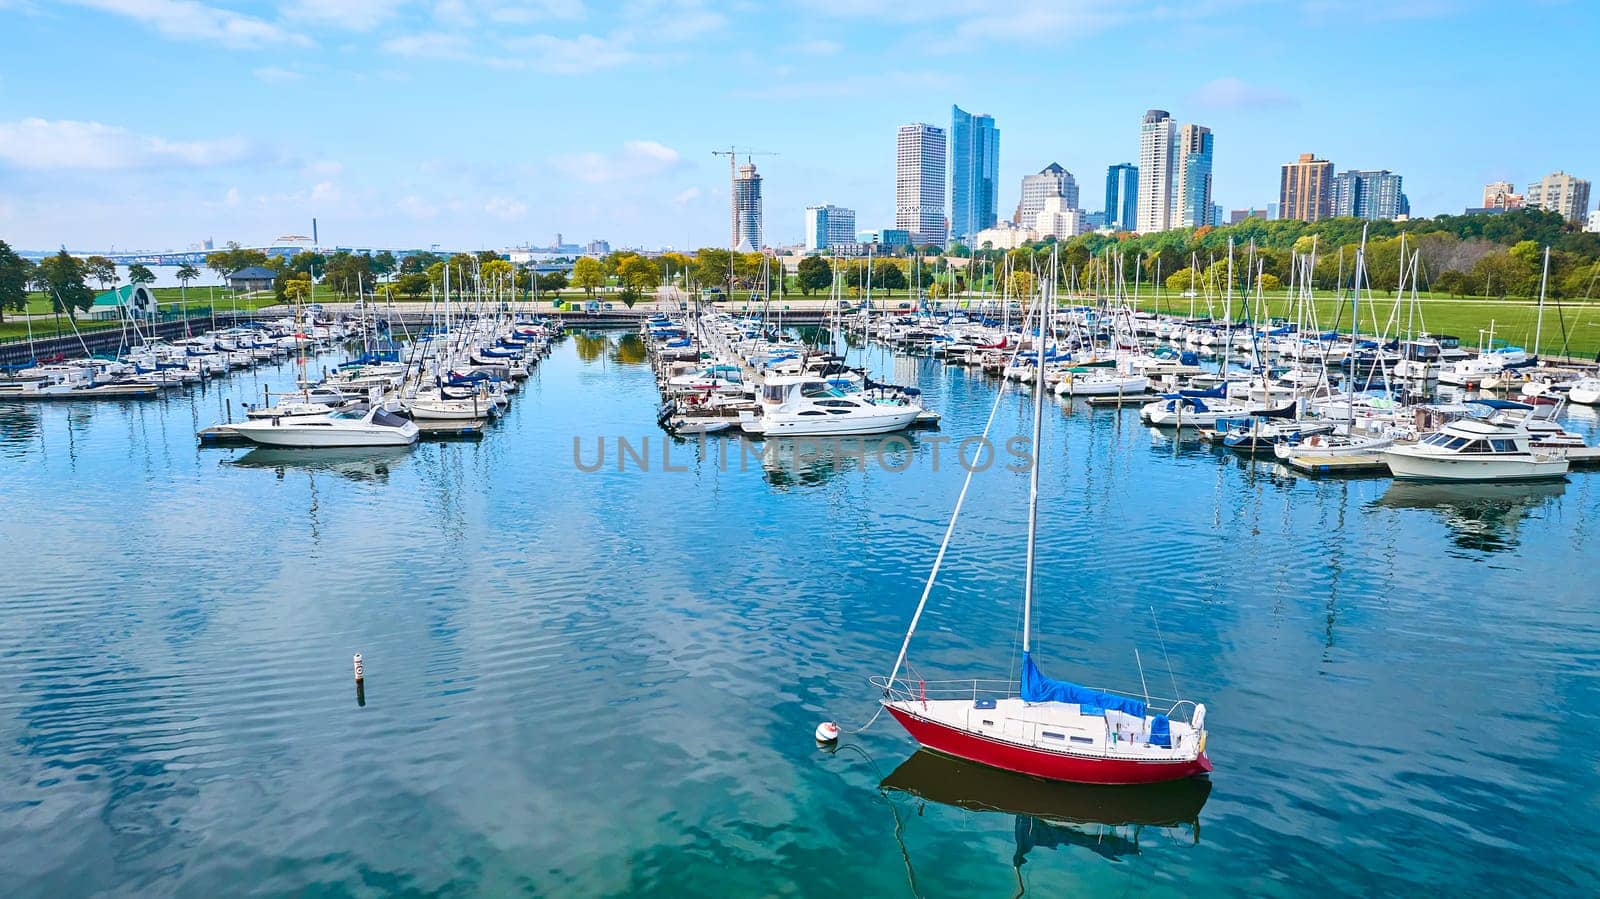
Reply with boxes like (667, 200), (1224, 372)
(873, 259), (908, 292)
(176, 263), (200, 288)
(618, 255), (661, 295)
(371, 251), (398, 281)
(283, 277), (314, 303)
(1165, 266), (1199, 292)
(84, 255), (117, 290)
(571, 257), (605, 298)
(322, 251), (373, 297)
(692, 248), (734, 295)
(1256, 272), (1282, 293)
(400, 251), (440, 275)
(396, 272), (430, 299)
(127, 263), (156, 286)
(36, 251), (94, 320)
(0, 241), (31, 322)
(204, 242), (269, 281)
(796, 255), (832, 296)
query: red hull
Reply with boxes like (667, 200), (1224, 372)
(886, 705), (1211, 785)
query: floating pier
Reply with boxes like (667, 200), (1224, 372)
(1083, 393), (1161, 407)
(1282, 452), (1392, 476)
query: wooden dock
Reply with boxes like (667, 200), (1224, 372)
(1282, 452), (1392, 476)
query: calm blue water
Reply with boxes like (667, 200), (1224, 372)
(2, 333), (1597, 896)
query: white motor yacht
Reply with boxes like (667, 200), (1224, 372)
(739, 376), (923, 436)
(227, 405), (420, 448)
(1382, 419), (1568, 481)
(1570, 378), (1600, 406)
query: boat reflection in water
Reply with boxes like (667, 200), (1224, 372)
(759, 434), (919, 489)
(1373, 480), (1567, 553)
(880, 749), (1210, 878)
(223, 446), (413, 483)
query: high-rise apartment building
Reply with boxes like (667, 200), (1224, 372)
(1032, 197), (1088, 240)
(1137, 110), (1176, 233)
(1482, 181), (1524, 210)
(1174, 123), (1214, 228)
(1330, 170), (1407, 221)
(1279, 153), (1334, 222)
(1018, 163), (1078, 225)
(896, 123), (948, 246)
(950, 105), (999, 241)
(1525, 171), (1591, 223)
(732, 162), (762, 250)
(803, 205), (857, 252)
(1104, 163), (1138, 231)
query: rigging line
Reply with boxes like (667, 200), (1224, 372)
(1149, 604), (1179, 701)
(884, 279), (1027, 693)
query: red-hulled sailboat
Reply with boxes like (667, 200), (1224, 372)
(876, 271), (1211, 785)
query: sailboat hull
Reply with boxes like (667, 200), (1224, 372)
(885, 704), (1211, 785)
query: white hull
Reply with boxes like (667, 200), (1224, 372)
(743, 408), (922, 436)
(1382, 448), (1568, 481)
(1057, 375), (1150, 396)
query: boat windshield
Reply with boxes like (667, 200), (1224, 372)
(330, 409), (367, 421)
(800, 382), (847, 399)
(371, 409), (410, 428)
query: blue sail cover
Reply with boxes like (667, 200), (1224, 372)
(1020, 652), (1147, 717)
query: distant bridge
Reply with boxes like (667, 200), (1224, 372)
(100, 246), (442, 266)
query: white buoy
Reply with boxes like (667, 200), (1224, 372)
(815, 721), (840, 743)
(353, 653), (364, 682)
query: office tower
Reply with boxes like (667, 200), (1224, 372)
(1137, 109), (1176, 232)
(804, 205), (857, 252)
(1018, 163), (1079, 225)
(1525, 171), (1592, 223)
(1032, 197), (1087, 240)
(1104, 163), (1138, 231)
(1279, 153), (1334, 222)
(950, 105), (999, 240)
(1174, 123), (1214, 228)
(896, 123), (948, 246)
(1330, 170), (1407, 220)
(733, 162), (762, 250)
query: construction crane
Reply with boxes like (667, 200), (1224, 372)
(712, 147), (778, 249)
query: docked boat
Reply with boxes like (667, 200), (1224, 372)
(1382, 419), (1568, 481)
(226, 405), (421, 448)
(877, 303), (1211, 785)
(1055, 369), (1150, 397)
(1568, 377), (1600, 406)
(738, 375), (922, 437)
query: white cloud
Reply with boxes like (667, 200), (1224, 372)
(797, 38), (841, 55)
(224, 186), (240, 207)
(551, 140), (683, 183)
(509, 33), (635, 73)
(67, 0), (310, 48)
(398, 195), (440, 219)
(487, 0), (586, 24)
(280, 0), (404, 31)
(1188, 76), (1295, 110)
(672, 187), (700, 206)
(0, 118), (255, 171)
(382, 32), (472, 59)
(309, 181), (342, 203)
(485, 196), (529, 220)
(253, 65), (306, 83)
(307, 159), (345, 177)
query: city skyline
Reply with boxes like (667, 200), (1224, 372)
(1, 2), (1597, 251)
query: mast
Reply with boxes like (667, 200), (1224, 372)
(1022, 255), (1053, 654)
(1534, 246), (1549, 359)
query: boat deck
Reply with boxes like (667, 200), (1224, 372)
(1083, 393), (1163, 407)
(198, 418), (488, 445)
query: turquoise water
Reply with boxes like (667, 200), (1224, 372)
(2, 333), (1597, 896)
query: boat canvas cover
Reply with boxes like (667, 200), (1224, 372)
(1020, 652), (1146, 717)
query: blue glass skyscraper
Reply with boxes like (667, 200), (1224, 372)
(950, 105), (999, 241)
(1105, 163), (1138, 231)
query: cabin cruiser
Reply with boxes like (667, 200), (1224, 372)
(1139, 392), (1259, 428)
(1054, 369), (1150, 397)
(1382, 419), (1568, 481)
(738, 375), (923, 436)
(226, 404), (421, 448)
(1570, 378), (1600, 406)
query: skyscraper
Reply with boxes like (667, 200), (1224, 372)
(1525, 171), (1591, 223)
(1104, 163), (1138, 231)
(1330, 170), (1407, 221)
(1279, 153), (1333, 222)
(1018, 163), (1078, 225)
(732, 162), (762, 250)
(897, 123), (948, 246)
(804, 205), (857, 252)
(1174, 123), (1214, 228)
(950, 106), (999, 241)
(1137, 109), (1176, 233)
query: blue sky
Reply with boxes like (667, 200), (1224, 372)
(0, 0), (1591, 252)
